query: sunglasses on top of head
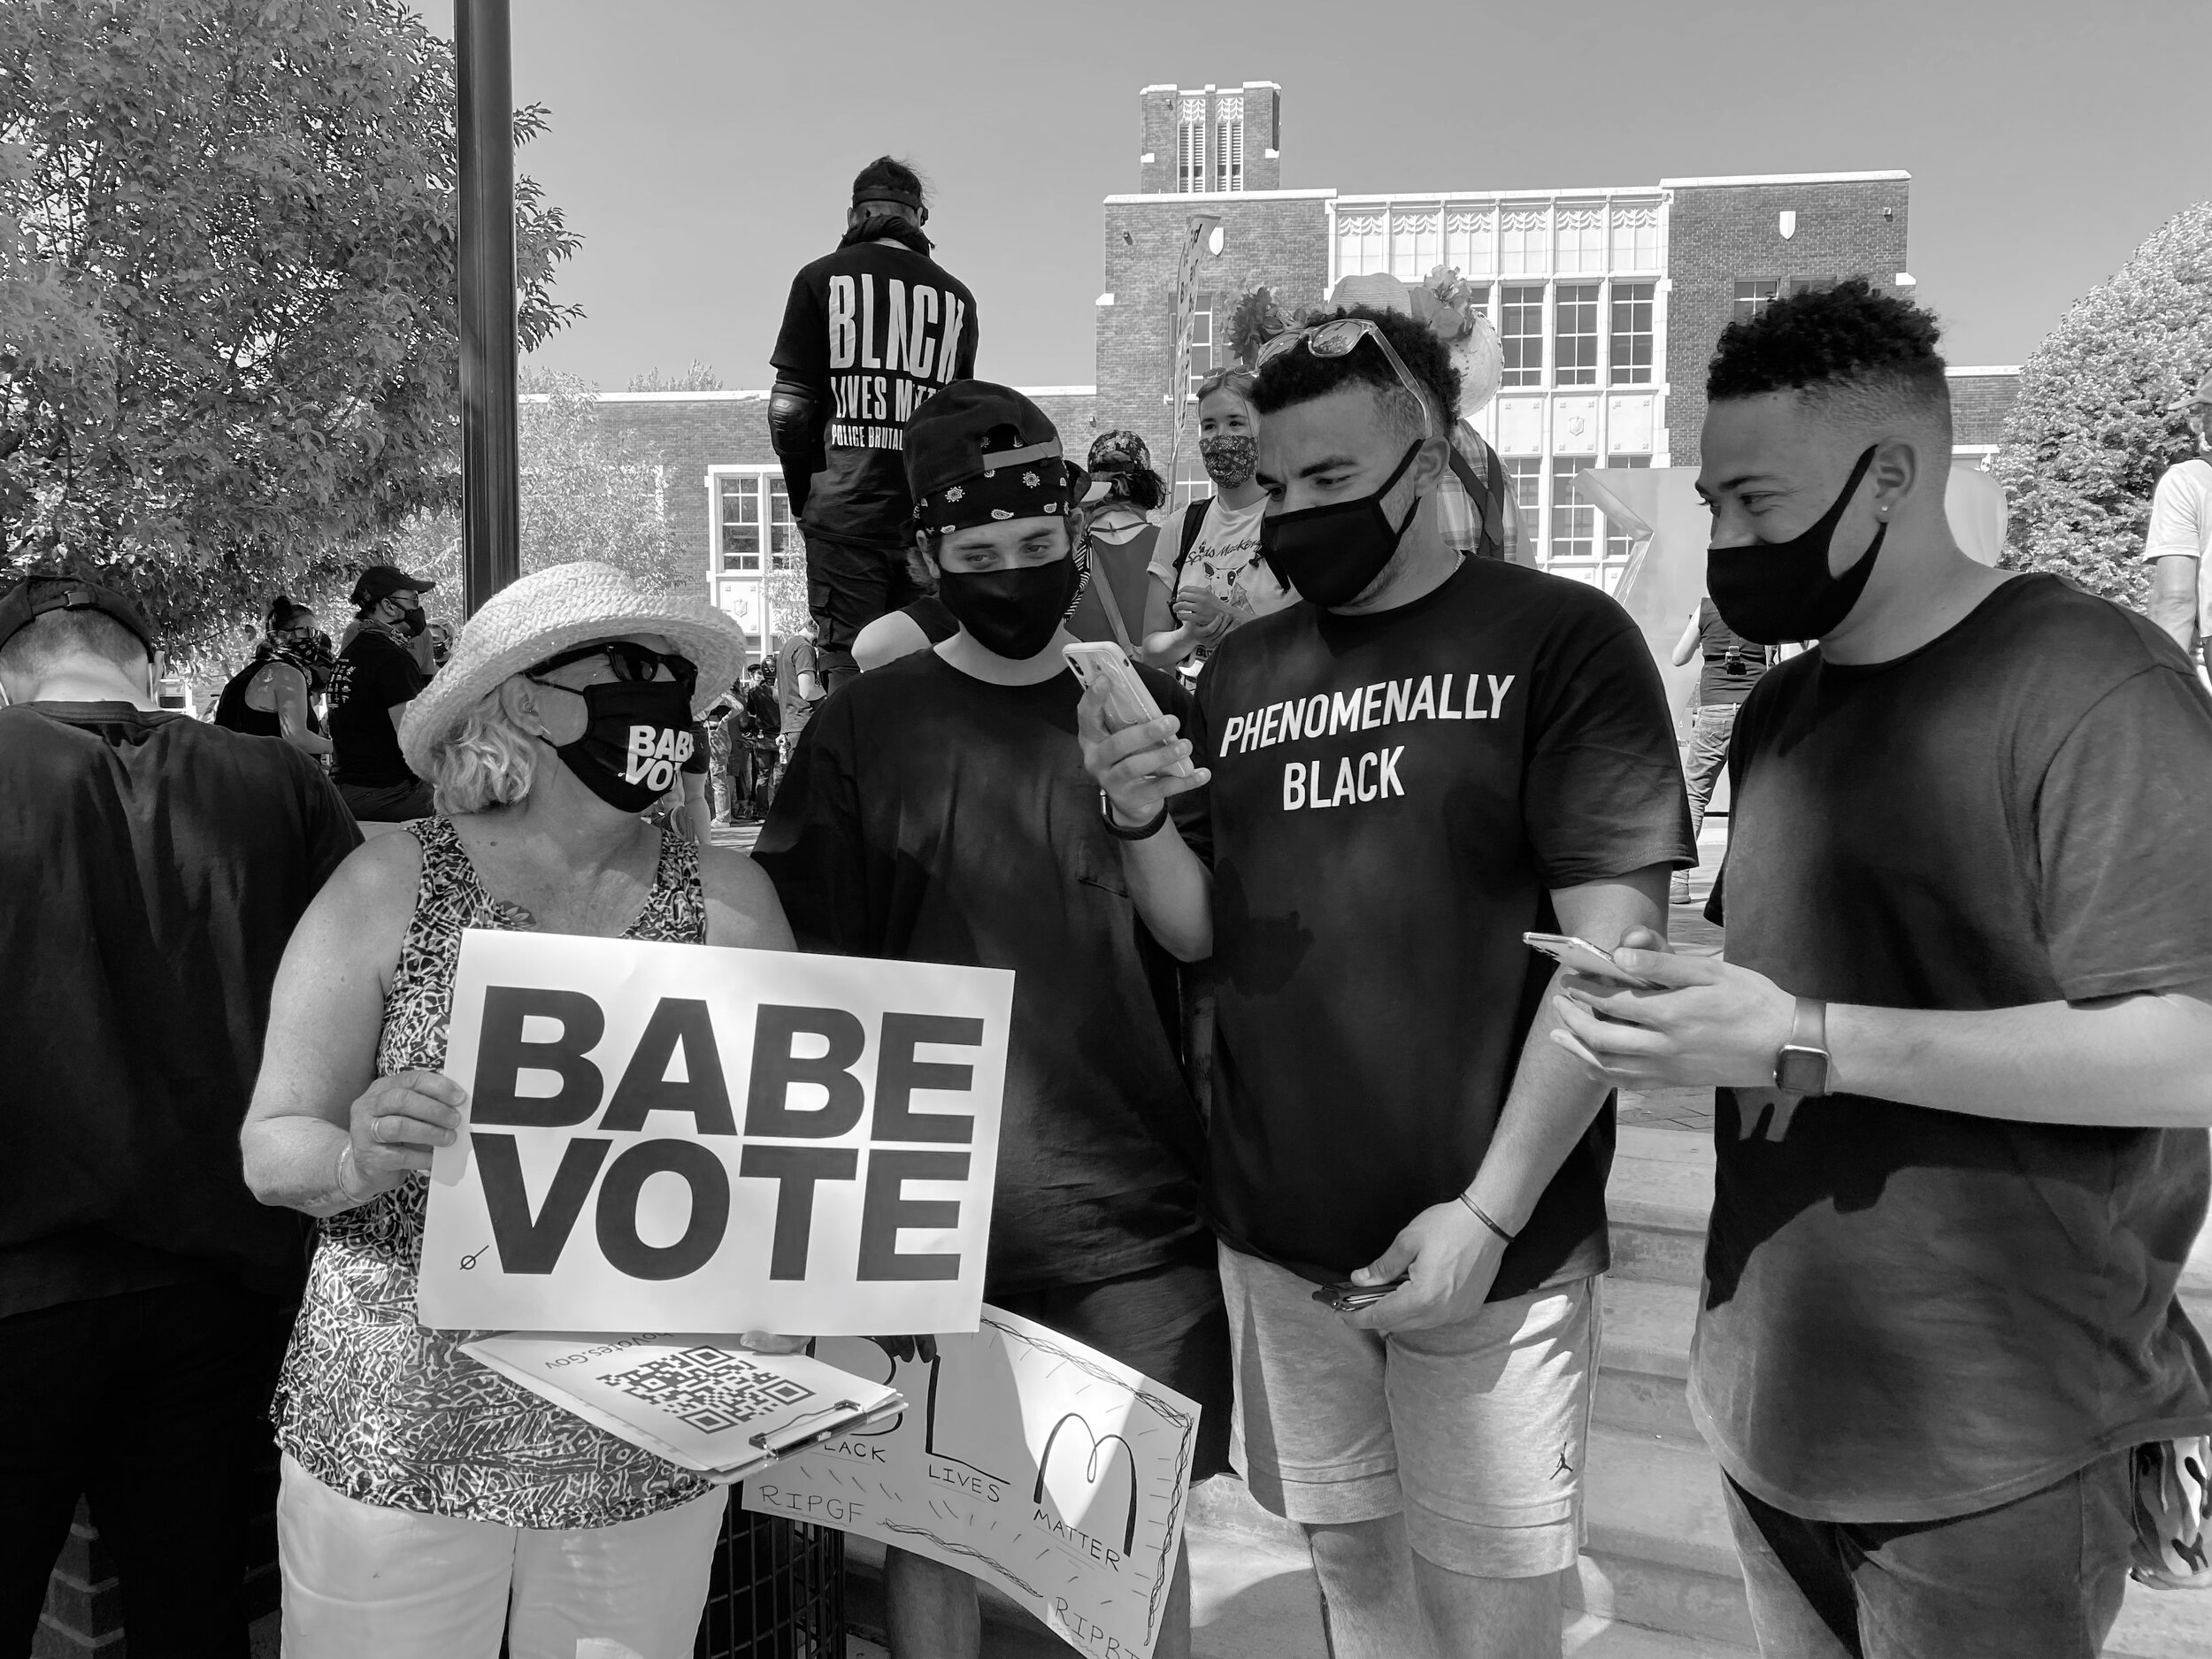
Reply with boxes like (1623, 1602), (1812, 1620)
(1255, 319), (1441, 437)
(526, 640), (698, 695)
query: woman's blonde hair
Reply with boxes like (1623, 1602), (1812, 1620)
(423, 680), (539, 815)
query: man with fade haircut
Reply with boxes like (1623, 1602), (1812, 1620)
(1081, 306), (1693, 1658)
(755, 380), (1231, 1659)
(1554, 280), (2212, 1657)
(770, 156), (981, 690)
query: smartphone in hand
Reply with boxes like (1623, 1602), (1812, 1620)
(1064, 641), (1194, 778)
(1523, 932), (1664, 989)
(1311, 1278), (1409, 1313)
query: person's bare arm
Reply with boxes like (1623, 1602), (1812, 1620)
(240, 834), (465, 1216)
(680, 771), (713, 845)
(267, 663), (332, 756)
(697, 843), (798, 951)
(1669, 604), (1703, 668)
(1346, 867), (1670, 1333)
(387, 703), (410, 733)
(1077, 692), (1213, 959)
(2151, 555), (2200, 657)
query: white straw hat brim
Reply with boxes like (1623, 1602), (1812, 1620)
(398, 561), (748, 779)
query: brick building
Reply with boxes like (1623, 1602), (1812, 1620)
(573, 76), (2022, 628)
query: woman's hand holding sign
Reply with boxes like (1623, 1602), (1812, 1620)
(339, 1070), (468, 1202)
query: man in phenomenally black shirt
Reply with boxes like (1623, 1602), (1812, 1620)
(326, 562), (438, 821)
(756, 383), (1227, 1659)
(1556, 281), (2212, 1656)
(0, 574), (360, 1656)
(769, 157), (979, 691)
(1083, 308), (1691, 1657)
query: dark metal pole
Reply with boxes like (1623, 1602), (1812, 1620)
(457, 0), (519, 613)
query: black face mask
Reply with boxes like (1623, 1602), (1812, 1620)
(390, 601), (427, 638)
(1707, 445), (1887, 646)
(936, 557), (1079, 661)
(1259, 442), (1424, 609)
(547, 679), (697, 814)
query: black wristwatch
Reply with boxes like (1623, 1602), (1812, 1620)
(1775, 997), (1832, 1096)
(1099, 789), (1168, 841)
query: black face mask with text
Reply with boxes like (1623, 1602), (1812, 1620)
(1259, 442), (1424, 609)
(548, 680), (697, 814)
(1706, 445), (1887, 646)
(936, 557), (1080, 661)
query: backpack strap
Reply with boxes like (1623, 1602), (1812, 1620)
(1177, 499), (1210, 572)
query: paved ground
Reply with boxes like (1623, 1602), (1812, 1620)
(1617, 817), (1727, 1136)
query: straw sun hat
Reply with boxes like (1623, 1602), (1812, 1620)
(398, 560), (746, 779)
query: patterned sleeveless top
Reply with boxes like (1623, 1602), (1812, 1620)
(272, 816), (718, 1528)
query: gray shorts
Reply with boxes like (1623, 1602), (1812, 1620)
(1217, 1242), (1598, 1579)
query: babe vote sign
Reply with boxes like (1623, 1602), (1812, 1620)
(418, 930), (1012, 1337)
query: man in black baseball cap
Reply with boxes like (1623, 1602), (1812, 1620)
(756, 383), (1230, 1659)
(768, 156), (980, 690)
(327, 563), (437, 821)
(0, 568), (359, 1656)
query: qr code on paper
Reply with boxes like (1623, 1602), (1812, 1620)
(601, 1347), (813, 1433)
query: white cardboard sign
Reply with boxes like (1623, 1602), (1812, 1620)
(743, 1308), (1201, 1659)
(418, 930), (1012, 1336)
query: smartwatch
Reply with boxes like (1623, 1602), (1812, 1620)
(1775, 997), (1832, 1097)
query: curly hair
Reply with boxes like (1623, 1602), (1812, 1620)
(1707, 279), (1950, 442)
(1251, 305), (1461, 442)
(422, 683), (539, 816)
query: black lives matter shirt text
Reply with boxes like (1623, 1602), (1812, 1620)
(823, 272), (971, 450)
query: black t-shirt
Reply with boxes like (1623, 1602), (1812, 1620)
(772, 241), (979, 547)
(326, 626), (425, 786)
(0, 704), (362, 1317)
(1195, 558), (1694, 1292)
(752, 652), (1209, 1294)
(1696, 599), (1766, 706)
(214, 656), (323, 740)
(902, 595), (959, 646)
(1697, 574), (2212, 1524)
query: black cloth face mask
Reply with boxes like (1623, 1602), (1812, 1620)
(936, 557), (1079, 661)
(1707, 445), (1887, 646)
(1259, 441), (1424, 609)
(541, 679), (697, 814)
(389, 601), (428, 638)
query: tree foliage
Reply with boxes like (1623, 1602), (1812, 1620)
(1992, 202), (2212, 605)
(626, 360), (721, 392)
(0, 0), (580, 652)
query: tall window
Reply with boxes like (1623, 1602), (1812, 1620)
(766, 478), (800, 569)
(1173, 456), (1216, 513)
(1604, 455), (1652, 559)
(1555, 283), (1600, 386)
(1336, 211), (1386, 278)
(1550, 457), (1599, 561)
(1184, 290), (1216, 396)
(1178, 97), (1205, 193)
(719, 472), (801, 575)
(1732, 280), (1779, 323)
(1610, 205), (1661, 271)
(1391, 211), (1441, 281)
(1500, 209), (1548, 276)
(1501, 284), (1545, 387)
(1446, 210), (1494, 276)
(1610, 282), (1655, 385)
(1506, 457), (1543, 511)
(1216, 96), (1244, 191)
(719, 474), (762, 571)
(1555, 207), (1604, 274)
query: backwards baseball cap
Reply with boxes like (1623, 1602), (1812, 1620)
(852, 156), (925, 215)
(349, 563), (437, 610)
(905, 381), (1086, 538)
(2173, 372), (2212, 412)
(0, 571), (157, 658)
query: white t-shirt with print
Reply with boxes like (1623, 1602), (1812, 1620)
(2142, 456), (2212, 636)
(1148, 495), (1294, 622)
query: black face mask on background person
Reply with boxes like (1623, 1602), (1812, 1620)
(936, 556), (1079, 660)
(541, 678), (697, 814)
(1707, 445), (1887, 647)
(1259, 441), (1425, 609)
(388, 600), (427, 639)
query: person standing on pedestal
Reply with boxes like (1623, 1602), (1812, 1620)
(769, 157), (980, 691)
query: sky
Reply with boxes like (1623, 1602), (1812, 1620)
(423, 0), (2205, 391)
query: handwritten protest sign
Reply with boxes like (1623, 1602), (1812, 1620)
(419, 929), (1012, 1336)
(743, 1308), (1201, 1659)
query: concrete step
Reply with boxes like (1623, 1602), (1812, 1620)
(1575, 1424), (1758, 1650)
(1608, 1126), (1713, 1289)
(1595, 1276), (1699, 1444)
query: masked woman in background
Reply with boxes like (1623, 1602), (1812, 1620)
(214, 595), (334, 758)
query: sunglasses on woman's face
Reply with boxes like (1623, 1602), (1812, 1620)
(526, 640), (698, 694)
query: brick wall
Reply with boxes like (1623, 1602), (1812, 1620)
(1136, 83), (1281, 196)
(1097, 193), (1332, 476)
(1947, 370), (2020, 448)
(1662, 176), (1912, 466)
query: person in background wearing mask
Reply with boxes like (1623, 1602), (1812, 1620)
(425, 618), (457, 673)
(2146, 369), (2212, 678)
(1142, 368), (1290, 670)
(769, 156), (980, 690)
(1083, 307), (1691, 1659)
(216, 594), (334, 759)
(1554, 282), (2212, 1657)
(772, 622), (824, 767)
(1664, 595), (1769, 904)
(756, 382), (1230, 1659)
(1065, 429), (1169, 651)
(327, 564), (437, 822)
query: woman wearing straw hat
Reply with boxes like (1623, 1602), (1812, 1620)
(240, 562), (795, 1659)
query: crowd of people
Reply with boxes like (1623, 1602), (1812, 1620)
(4, 151), (2210, 1659)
